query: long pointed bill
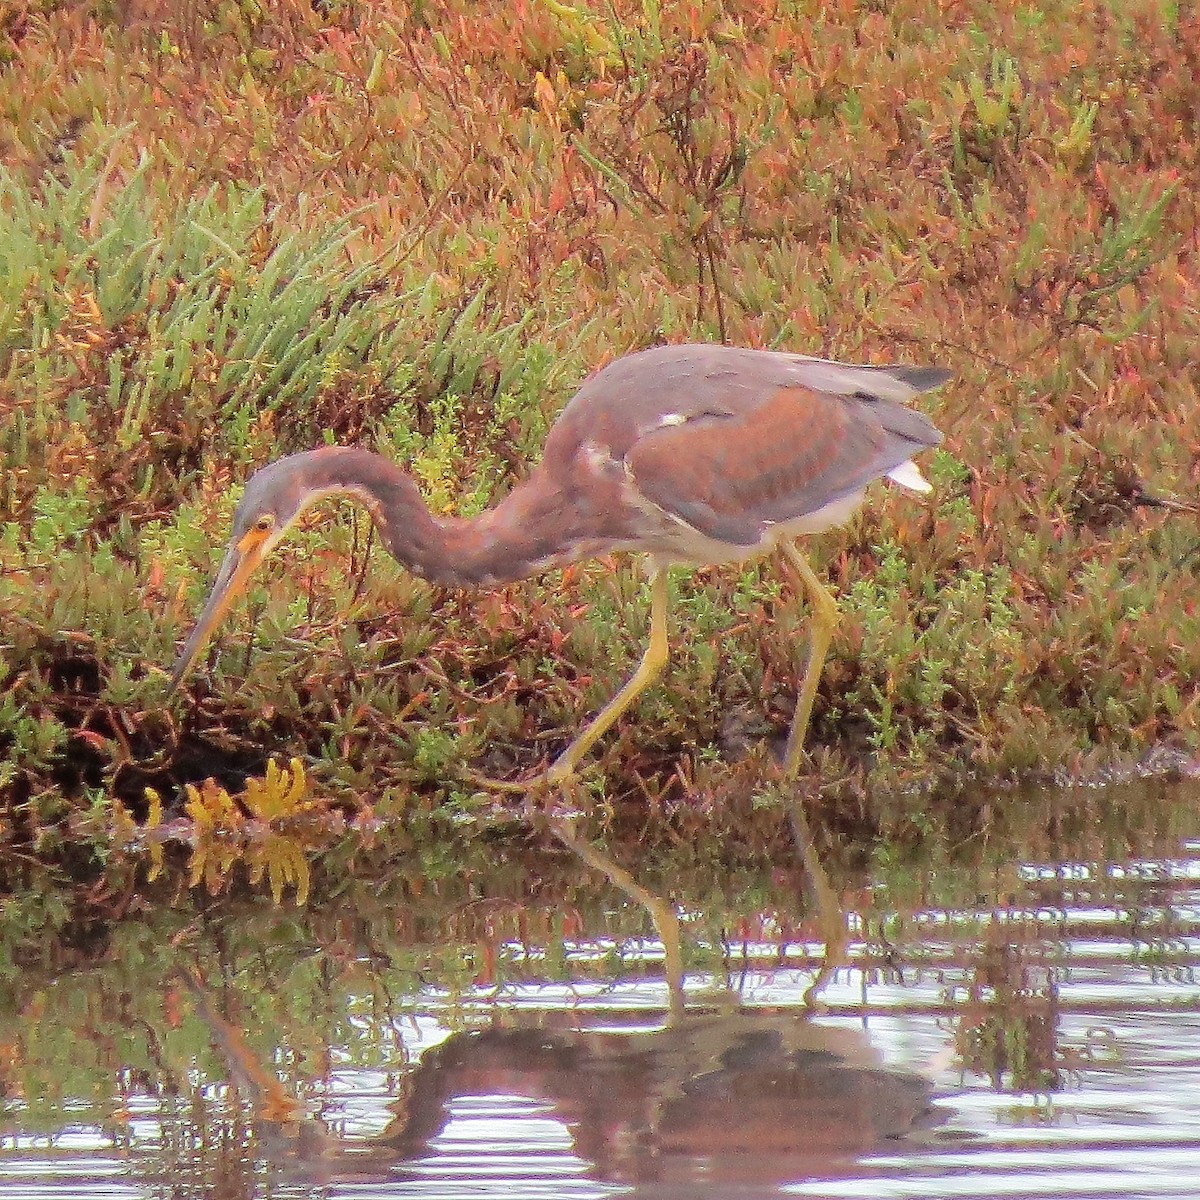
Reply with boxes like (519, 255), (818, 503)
(166, 537), (268, 696)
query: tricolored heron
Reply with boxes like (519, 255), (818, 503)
(167, 343), (948, 784)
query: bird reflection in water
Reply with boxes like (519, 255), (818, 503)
(391, 1014), (946, 1189)
(181, 965), (945, 1192)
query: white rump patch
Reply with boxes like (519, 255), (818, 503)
(886, 460), (933, 493)
(656, 412), (688, 427)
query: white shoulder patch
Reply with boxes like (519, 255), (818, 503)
(580, 440), (615, 471)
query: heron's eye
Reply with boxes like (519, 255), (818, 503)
(255, 515), (275, 533)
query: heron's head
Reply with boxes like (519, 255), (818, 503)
(166, 456), (323, 695)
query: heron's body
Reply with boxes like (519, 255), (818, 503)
(168, 343), (948, 781)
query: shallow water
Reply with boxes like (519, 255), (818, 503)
(2, 780), (1200, 1198)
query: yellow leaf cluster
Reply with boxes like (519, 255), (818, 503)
(184, 776), (243, 833)
(127, 759), (318, 906)
(114, 789), (165, 882)
(243, 758), (312, 821)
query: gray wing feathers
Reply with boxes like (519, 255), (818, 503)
(890, 365), (955, 392)
(870, 397), (943, 452)
(776, 356), (953, 403)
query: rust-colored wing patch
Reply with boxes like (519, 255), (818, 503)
(626, 386), (893, 544)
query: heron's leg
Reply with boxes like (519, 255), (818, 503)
(774, 542), (846, 1003)
(550, 813), (685, 1021)
(787, 797), (849, 1008)
(546, 569), (670, 785)
(778, 541), (839, 777)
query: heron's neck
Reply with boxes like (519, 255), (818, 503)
(297, 446), (592, 587)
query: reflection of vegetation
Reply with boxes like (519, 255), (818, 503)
(1129, 876), (1200, 987)
(0, 898), (422, 1175)
(0, 871), (704, 1156)
(953, 922), (1062, 1093)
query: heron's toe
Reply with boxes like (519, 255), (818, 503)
(543, 759), (579, 790)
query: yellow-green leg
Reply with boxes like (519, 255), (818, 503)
(550, 814), (685, 1022)
(545, 571), (682, 1018)
(787, 796), (849, 1008)
(777, 541), (846, 1006)
(545, 570), (670, 785)
(778, 541), (839, 777)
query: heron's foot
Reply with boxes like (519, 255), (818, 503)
(461, 756), (582, 796)
(461, 769), (540, 795)
(783, 789), (848, 1009)
(544, 755), (582, 788)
